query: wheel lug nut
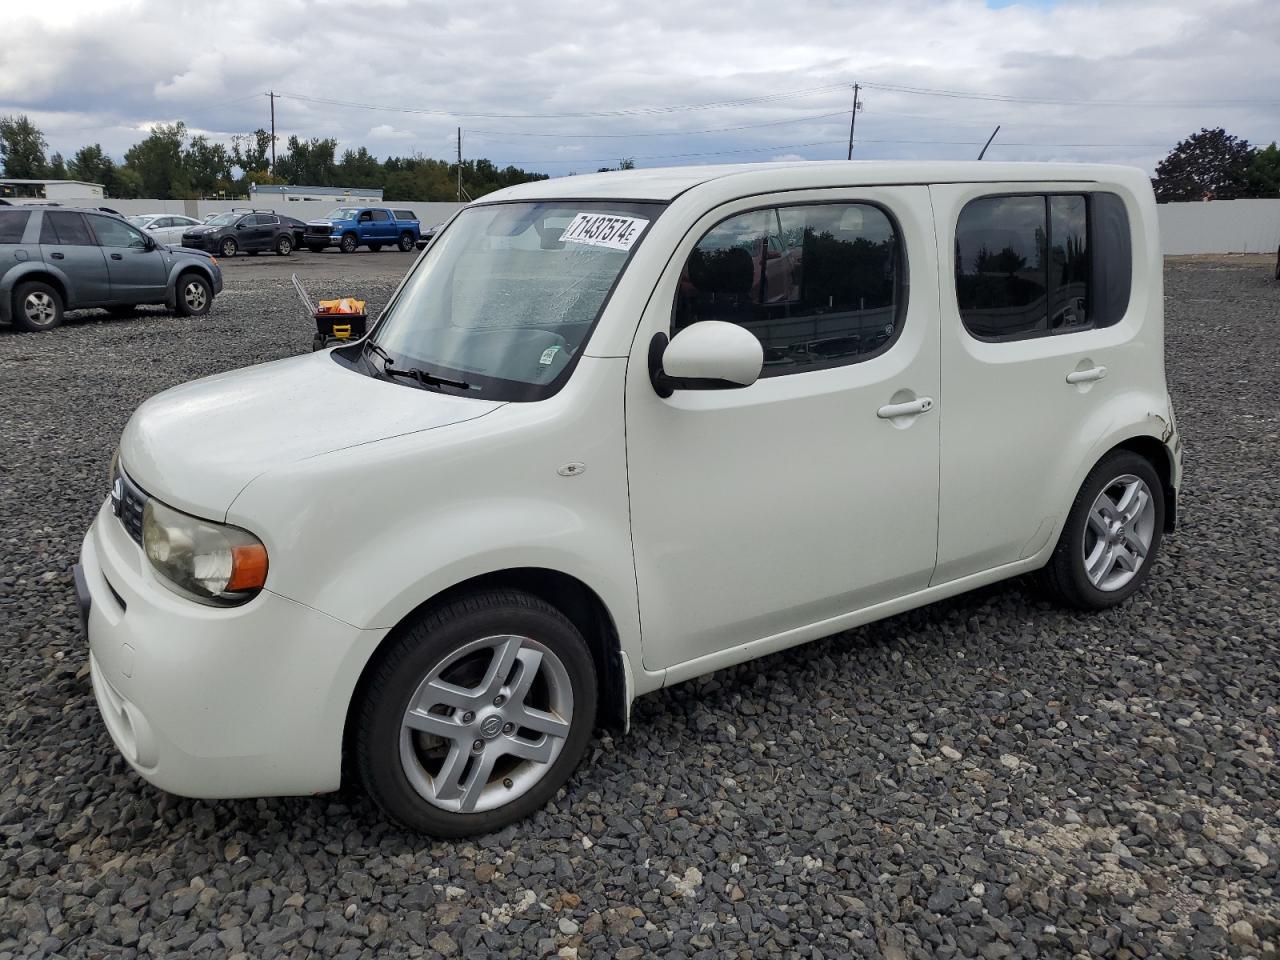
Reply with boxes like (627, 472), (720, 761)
(503, 778), (514, 789)
(493, 695), (506, 706)
(502, 722), (514, 735)
(462, 711), (475, 723)
(472, 740), (484, 752)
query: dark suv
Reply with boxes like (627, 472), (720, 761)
(182, 209), (296, 258)
(0, 206), (222, 332)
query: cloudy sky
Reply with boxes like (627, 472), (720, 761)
(1, 0), (1277, 178)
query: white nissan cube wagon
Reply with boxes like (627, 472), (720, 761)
(76, 162), (1181, 836)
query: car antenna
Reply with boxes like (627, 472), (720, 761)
(977, 125), (1001, 160)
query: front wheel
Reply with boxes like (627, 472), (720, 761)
(339, 233), (358, 254)
(220, 237), (238, 258)
(398, 232), (414, 252)
(175, 273), (212, 317)
(1038, 451), (1165, 610)
(12, 281), (64, 332)
(354, 590), (597, 837)
(275, 235), (293, 256)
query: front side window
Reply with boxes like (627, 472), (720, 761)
(956, 192), (1131, 340)
(89, 215), (149, 249)
(674, 202), (906, 375)
(368, 200), (662, 401)
(255, 215), (279, 225)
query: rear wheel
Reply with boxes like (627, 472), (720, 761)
(1038, 451), (1165, 610)
(398, 232), (414, 252)
(354, 590), (597, 837)
(175, 273), (212, 317)
(12, 281), (64, 332)
(220, 237), (238, 258)
(275, 234), (293, 256)
(339, 233), (358, 254)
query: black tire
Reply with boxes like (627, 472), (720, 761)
(275, 234), (293, 256)
(174, 272), (212, 317)
(339, 233), (358, 254)
(12, 280), (64, 332)
(220, 237), (238, 258)
(368, 244), (382, 252)
(353, 589), (597, 837)
(1037, 450), (1165, 610)
(398, 232), (414, 252)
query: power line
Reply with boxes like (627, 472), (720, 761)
(859, 80), (1280, 108)
(272, 83), (851, 120)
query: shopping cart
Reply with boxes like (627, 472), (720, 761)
(293, 274), (369, 351)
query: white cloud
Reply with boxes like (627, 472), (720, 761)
(0, 0), (1276, 175)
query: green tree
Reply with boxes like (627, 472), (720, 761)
(47, 152), (67, 179)
(275, 136), (338, 185)
(1244, 142), (1280, 198)
(0, 114), (49, 178)
(230, 129), (272, 176)
(1151, 127), (1252, 202)
(68, 143), (122, 196)
(122, 122), (190, 198)
(184, 134), (232, 196)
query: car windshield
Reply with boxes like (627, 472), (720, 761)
(206, 213), (238, 226)
(368, 200), (662, 401)
(328, 208), (360, 220)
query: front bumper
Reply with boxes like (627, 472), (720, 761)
(79, 499), (381, 799)
(181, 236), (219, 253)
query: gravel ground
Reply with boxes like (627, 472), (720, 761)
(1, 254), (1277, 959)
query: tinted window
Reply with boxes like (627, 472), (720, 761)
(0, 211), (30, 243)
(371, 209), (391, 222)
(394, 209), (418, 221)
(41, 211), (94, 246)
(89, 215), (148, 248)
(956, 192), (1131, 340)
(255, 214), (279, 225)
(674, 202), (905, 375)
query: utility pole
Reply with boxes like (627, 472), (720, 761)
(978, 124), (1001, 160)
(846, 83), (861, 161)
(456, 127), (462, 203)
(268, 90), (277, 173)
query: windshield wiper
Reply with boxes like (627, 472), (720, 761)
(362, 340), (471, 390)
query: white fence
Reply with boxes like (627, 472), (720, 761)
(12, 196), (466, 226)
(1158, 199), (1280, 255)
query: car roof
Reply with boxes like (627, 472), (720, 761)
(477, 160), (1149, 204)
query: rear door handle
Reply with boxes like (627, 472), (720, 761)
(110, 253), (123, 260)
(1066, 365), (1107, 384)
(50, 252), (65, 259)
(877, 397), (934, 419)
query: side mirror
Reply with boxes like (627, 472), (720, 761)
(143, 236), (156, 250)
(648, 321), (764, 398)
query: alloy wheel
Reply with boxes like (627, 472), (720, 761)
(23, 291), (57, 326)
(1082, 474), (1157, 591)
(183, 281), (207, 312)
(399, 634), (573, 814)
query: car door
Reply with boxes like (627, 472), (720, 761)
(929, 183), (1142, 584)
(37, 211), (111, 306)
(626, 187), (941, 672)
(372, 209), (396, 242)
(87, 214), (169, 303)
(256, 214), (281, 250)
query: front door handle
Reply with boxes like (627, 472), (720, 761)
(50, 252), (65, 259)
(110, 253), (123, 261)
(1066, 365), (1107, 384)
(877, 396), (934, 419)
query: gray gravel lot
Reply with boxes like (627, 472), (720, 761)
(1, 253), (1277, 959)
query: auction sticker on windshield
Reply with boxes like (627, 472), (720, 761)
(560, 213), (649, 252)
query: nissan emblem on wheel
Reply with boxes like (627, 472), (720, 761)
(74, 161), (1181, 836)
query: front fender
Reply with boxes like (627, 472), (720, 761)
(164, 260), (217, 309)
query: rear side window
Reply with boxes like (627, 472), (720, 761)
(40, 211), (94, 246)
(255, 214), (279, 225)
(955, 192), (1131, 340)
(0, 211), (30, 243)
(674, 202), (907, 376)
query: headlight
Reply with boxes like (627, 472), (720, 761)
(142, 498), (268, 605)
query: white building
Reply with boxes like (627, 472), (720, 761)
(249, 183), (384, 203)
(0, 178), (106, 202)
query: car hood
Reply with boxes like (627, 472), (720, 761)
(307, 219), (339, 227)
(120, 350), (504, 519)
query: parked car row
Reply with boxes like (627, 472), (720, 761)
(0, 206), (222, 332)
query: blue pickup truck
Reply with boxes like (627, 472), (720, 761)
(303, 207), (421, 254)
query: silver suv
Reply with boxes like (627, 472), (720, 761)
(0, 206), (223, 332)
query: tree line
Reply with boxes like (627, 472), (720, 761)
(1150, 128), (1280, 202)
(0, 115), (547, 201)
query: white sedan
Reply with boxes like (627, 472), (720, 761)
(128, 214), (203, 246)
